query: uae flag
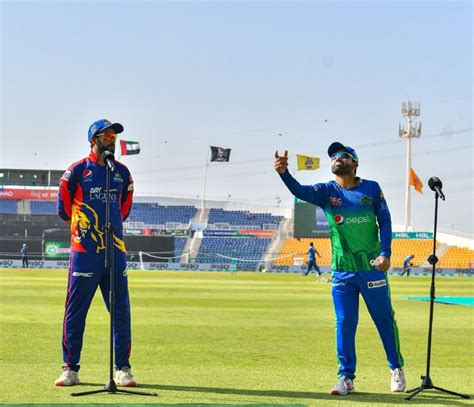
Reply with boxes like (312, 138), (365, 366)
(210, 146), (231, 162)
(120, 140), (140, 156)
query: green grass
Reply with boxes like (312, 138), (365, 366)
(0, 269), (473, 406)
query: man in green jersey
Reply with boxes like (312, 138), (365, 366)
(275, 143), (406, 395)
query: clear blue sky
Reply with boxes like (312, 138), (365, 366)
(1, 1), (472, 235)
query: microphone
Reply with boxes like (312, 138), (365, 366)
(103, 151), (115, 172)
(428, 177), (445, 201)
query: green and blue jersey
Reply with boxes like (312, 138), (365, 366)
(281, 170), (392, 272)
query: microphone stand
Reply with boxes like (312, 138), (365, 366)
(72, 155), (157, 397)
(405, 191), (469, 401)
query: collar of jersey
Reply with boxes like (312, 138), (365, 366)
(88, 151), (99, 162)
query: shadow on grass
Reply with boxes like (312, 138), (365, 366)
(131, 383), (470, 405)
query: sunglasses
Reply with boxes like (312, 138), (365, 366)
(96, 133), (117, 142)
(331, 152), (355, 161)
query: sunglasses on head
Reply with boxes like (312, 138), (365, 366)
(331, 152), (355, 161)
(96, 133), (117, 142)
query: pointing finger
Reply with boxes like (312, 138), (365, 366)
(284, 150), (288, 159)
(275, 150), (279, 159)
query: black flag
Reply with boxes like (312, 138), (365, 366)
(210, 146), (231, 162)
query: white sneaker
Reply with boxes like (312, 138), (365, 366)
(114, 366), (137, 387)
(391, 367), (407, 392)
(330, 376), (355, 395)
(54, 367), (80, 386)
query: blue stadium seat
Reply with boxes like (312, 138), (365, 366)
(30, 201), (56, 215)
(0, 200), (18, 214)
(195, 237), (271, 270)
(208, 209), (283, 228)
(127, 203), (197, 225)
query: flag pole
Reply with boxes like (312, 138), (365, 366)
(200, 147), (210, 222)
(117, 139), (122, 160)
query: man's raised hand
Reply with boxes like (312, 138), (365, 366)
(275, 150), (289, 175)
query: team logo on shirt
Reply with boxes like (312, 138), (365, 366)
(71, 202), (105, 252)
(113, 172), (123, 183)
(335, 214), (345, 225)
(61, 171), (71, 181)
(360, 195), (373, 205)
(329, 197), (343, 206)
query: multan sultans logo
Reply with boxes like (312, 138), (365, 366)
(360, 195), (373, 205)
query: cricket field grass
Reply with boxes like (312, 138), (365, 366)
(0, 269), (473, 406)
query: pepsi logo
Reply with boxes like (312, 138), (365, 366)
(83, 169), (92, 178)
(335, 214), (344, 225)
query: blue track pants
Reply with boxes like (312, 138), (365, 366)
(61, 250), (131, 371)
(332, 270), (404, 379)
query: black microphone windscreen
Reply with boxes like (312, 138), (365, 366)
(428, 177), (442, 191)
(104, 151), (115, 161)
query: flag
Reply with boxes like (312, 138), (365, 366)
(120, 140), (140, 156)
(297, 154), (320, 171)
(409, 167), (423, 193)
(210, 146), (231, 162)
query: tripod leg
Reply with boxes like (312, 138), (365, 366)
(406, 385), (423, 393)
(432, 386), (470, 399)
(71, 389), (108, 397)
(116, 388), (158, 396)
(405, 386), (424, 401)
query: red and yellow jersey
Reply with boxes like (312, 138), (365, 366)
(57, 151), (133, 253)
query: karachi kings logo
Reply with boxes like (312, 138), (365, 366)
(71, 202), (126, 253)
(71, 202), (105, 252)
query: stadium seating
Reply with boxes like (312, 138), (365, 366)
(195, 237), (272, 270)
(175, 236), (188, 259)
(275, 238), (442, 268)
(126, 203), (197, 225)
(274, 238), (332, 266)
(207, 208), (283, 228)
(438, 246), (474, 269)
(31, 201), (57, 215)
(0, 200), (18, 214)
(390, 239), (436, 267)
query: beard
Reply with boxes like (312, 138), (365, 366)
(97, 140), (115, 155)
(331, 161), (353, 176)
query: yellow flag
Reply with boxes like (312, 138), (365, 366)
(297, 154), (320, 171)
(409, 167), (423, 193)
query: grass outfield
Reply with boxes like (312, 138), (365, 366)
(0, 269), (472, 406)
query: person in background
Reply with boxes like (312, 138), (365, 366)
(304, 242), (322, 276)
(400, 255), (415, 277)
(20, 243), (29, 268)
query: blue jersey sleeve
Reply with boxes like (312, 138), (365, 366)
(373, 182), (392, 259)
(279, 170), (327, 207)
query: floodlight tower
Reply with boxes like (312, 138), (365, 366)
(399, 101), (422, 231)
